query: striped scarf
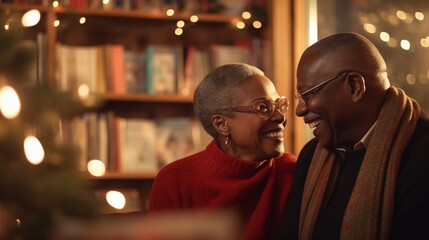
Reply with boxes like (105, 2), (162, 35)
(299, 87), (421, 240)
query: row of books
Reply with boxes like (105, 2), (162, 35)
(56, 40), (267, 96)
(62, 112), (203, 172)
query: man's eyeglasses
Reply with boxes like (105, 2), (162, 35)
(295, 71), (350, 104)
(221, 96), (289, 120)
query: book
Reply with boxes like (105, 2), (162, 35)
(210, 44), (252, 68)
(181, 46), (210, 96)
(124, 50), (146, 93)
(155, 117), (201, 168)
(145, 45), (183, 95)
(118, 118), (158, 172)
(106, 44), (126, 94)
(56, 44), (98, 92)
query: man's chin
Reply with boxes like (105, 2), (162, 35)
(316, 137), (334, 150)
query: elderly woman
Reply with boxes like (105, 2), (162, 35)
(149, 63), (296, 240)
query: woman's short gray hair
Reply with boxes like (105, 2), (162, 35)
(193, 63), (265, 138)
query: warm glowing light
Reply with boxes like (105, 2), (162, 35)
(175, 28), (183, 35)
(102, 0), (109, 4)
(396, 10), (406, 20)
(242, 11), (251, 19)
(106, 191), (126, 209)
(87, 159), (106, 177)
(190, 15), (198, 23)
(418, 74), (427, 84)
(400, 39), (410, 50)
(79, 17), (86, 24)
(0, 85), (21, 119)
(4, 24), (9, 30)
(77, 83), (90, 99)
(363, 23), (376, 33)
(166, 9), (174, 16)
(406, 74), (416, 84)
(420, 38), (429, 48)
(24, 135), (45, 165)
(54, 20), (60, 27)
(380, 32), (390, 42)
(176, 20), (185, 28)
(236, 21), (245, 29)
(415, 12), (424, 21)
(52, 0), (59, 7)
(387, 38), (397, 47)
(21, 9), (41, 27)
(387, 15), (400, 26)
(252, 20), (262, 29)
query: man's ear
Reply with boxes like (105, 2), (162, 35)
(346, 72), (366, 103)
(212, 115), (230, 136)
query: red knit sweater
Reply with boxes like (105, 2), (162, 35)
(149, 140), (296, 240)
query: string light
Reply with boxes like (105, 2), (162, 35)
(380, 32), (390, 42)
(253, 20), (262, 29)
(415, 12), (424, 21)
(242, 11), (251, 19)
(0, 85), (21, 119)
(406, 74), (416, 84)
(52, 0), (59, 7)
(396, 10), (407, 20)
(77, 83), (90, 99)
(21, 9), (41, 27)
(4, 18), (12, 31)
(166, 9), (174, 16)
(420, 38), (429, 48)
(400, 39), (410, 50)
(236, 21), (245, 29)
(176, 20), (185, 28)
(387, 38), (397, 47)
(79, 17), (86, 24)
(24, 135), (45, 165)
(87, 159), (106, 177)
(190, 15), (198, 23)
(175, 28), (183, 35)
(106, 191), (126, 209)
(363, 23), (376, 33)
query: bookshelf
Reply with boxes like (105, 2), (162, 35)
(1, 0), (281, 213)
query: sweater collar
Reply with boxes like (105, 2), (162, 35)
(206, 140), (276, 172)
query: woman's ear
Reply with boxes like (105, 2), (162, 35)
(346, 72), (366, 103)
(212, 115), (230, 136)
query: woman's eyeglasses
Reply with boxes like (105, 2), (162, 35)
(221, 96), (289, 120)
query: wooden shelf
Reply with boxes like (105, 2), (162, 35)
(89, 171), (157, 180)
(54, 7), (242, 23)
(103, 93), (193, 103)
(0, 3), (49, 11)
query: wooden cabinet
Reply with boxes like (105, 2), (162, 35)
(0, 0), (276, 213)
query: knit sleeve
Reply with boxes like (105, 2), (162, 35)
(148, 164), (182, 212)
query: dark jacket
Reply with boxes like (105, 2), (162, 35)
(278, 113), (429, 240)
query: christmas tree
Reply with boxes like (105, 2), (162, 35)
(0, 12), (98, 240)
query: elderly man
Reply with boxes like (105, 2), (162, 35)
(278, 32), (429, 240)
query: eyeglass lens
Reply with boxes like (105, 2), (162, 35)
(256, 98), (288, 118)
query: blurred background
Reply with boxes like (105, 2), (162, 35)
(0, 0), (428, 238)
